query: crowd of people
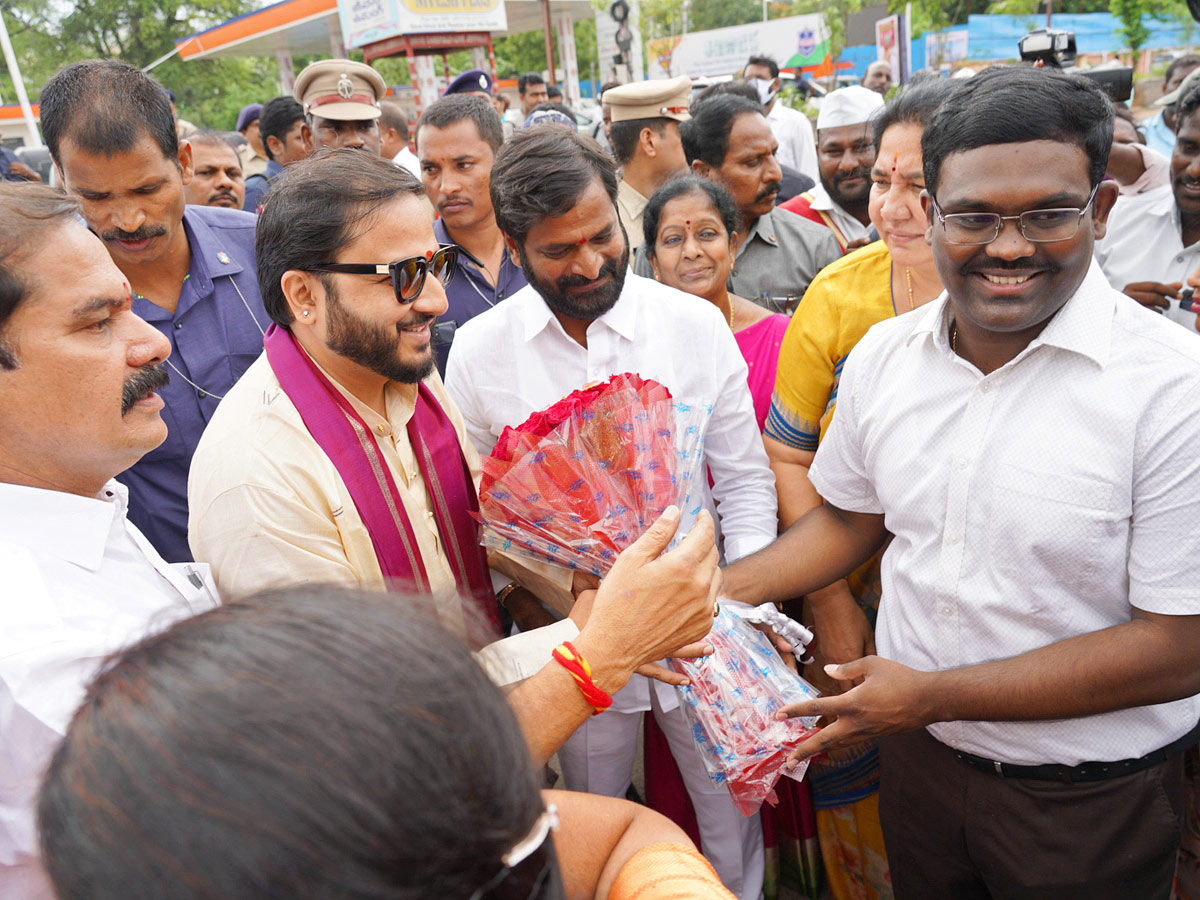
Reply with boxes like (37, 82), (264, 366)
(1, 45), (1198, 900)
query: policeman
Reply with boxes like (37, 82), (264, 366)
(293, 58), (387, 155)
(39, 59), (270, 563)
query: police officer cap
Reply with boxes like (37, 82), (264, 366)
(236, 103), (263, 132)
(293, 58), (386, 121)
(605, 75), (692, 123)
(444, 69), (494, 96)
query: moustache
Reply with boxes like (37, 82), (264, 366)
(208, 191), (239, 206)
(833, 166), (872, 185)
(101, 225), (169, 244)
(121, 364), (170, 415)
(556, 257), (619, 291)
(396, 312), (437, 333)
(755, 182), (781, 204)
(438, 196), (471, 211)
(961, 256), (1060, 276)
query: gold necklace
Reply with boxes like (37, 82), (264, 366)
(951, 321), (958, 352)
(904, 267), (915, 310)
(724, 295), (735, 330)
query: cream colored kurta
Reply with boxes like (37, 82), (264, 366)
(187, 353), (575, 673)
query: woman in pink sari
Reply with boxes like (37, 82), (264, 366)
(642, 175), (790, 429)
(641, 175), (820, 900)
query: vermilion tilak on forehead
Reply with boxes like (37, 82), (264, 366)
(425, 250), (433, 260)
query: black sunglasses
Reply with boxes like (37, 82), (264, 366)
(308, 244), (458, 303)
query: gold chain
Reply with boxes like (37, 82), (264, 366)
(951, 321), (957, 352)
(904, 267), (915, 310)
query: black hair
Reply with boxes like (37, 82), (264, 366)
(490, 127), (618, 246)
(255, 150), (426, 327)
(417, 93), (504, 152)
(0, 183), (81, 369)
(40, 59), (179, 166)
(257, 96), (306, 162)
(692, 79), (760, 111)
(518, 72), (545, 95)
(1166, 54), (1200, 89)
(871, 78), (955, 152)
(1111, 102), (1145, 144)
(600, 80), (623, 97)
(378, 100), (411, 142)
(547, 85), (563, 100)
(187, 129), (242, 163)
(922, 66), (1112, 194)
(642, 174), (738, 257)
(529, 100), (577, 123)
(681, 94), (762, 168)
(38, 586), (556, 900)
(1177, 80), (1200, 133)
(745, 55), (779, 79)
(609, 117), (670, 166)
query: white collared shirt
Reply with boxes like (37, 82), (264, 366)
(445, 271), (779, 712)
(809, 262), (1200, 766)
(0, 481), (219, 900)
(1094, 183), (1200, 330)
(806, 182), (872, 245)
(767, 101), (818, 181)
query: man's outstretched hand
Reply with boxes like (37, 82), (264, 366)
(779, 656), (936, 767)
(571, 506), (719, 692)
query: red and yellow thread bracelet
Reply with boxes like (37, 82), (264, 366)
(551, 641), (613, 715)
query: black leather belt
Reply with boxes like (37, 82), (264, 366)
(950, 720), (1200, 784)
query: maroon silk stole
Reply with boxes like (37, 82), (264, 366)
(263, 324), (498, 629)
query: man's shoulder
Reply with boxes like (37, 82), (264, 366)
(764, 207), (841, 254)
(186, 203), (259, 234)
(1111, 290), (1200, 368)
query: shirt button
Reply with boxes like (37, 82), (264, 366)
(375, 423), (388, 435)
(426, 510), (435, 518)
(946, 534), (960, 545)
(196, 389), (207, 399)
(1178, 255), (1185, 263)
(958, 458), (970, 469)
(941, 606), (953, 617)
(174, 321), (183, 330)
(980, 382), (990, 393)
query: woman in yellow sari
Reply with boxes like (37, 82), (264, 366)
(763, 80), (955, 900)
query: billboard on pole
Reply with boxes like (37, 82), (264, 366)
(647, 14), (827, 79)
(338, 0), (508, 50)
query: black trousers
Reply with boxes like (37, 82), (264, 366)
(877, 727), (1186, 900)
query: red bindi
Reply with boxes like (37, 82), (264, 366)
(685, 220), (691, 225)
(577, 237), (587, 245)
(425, 250), (433, 260)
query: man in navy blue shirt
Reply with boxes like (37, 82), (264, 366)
(416, 94), (526, 375)
(243, 96), (312, 213)
(40, 59), (270, 563)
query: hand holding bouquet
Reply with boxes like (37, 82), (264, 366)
(477, 373), (819, 813)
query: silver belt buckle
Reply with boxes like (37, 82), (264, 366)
(993, 759), (1004, 776)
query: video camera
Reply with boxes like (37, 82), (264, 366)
(1017, 29), (1133, 103)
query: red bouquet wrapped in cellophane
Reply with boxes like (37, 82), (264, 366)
(477, 372), (710, 577)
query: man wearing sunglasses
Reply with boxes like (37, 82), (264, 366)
(187, 150), (722, 765)
(721, 66), (1200, 900)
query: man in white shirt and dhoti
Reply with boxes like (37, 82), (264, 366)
(445, 127), (780, 900)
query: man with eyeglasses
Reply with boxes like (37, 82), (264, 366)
(722, 66), (1200, 900)
(187, 151), (723, 766)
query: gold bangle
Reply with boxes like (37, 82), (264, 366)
(495, 582), (522, 610)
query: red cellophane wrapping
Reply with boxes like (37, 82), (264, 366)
(477, 372), (710, 577)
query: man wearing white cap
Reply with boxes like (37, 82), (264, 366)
(293, 59), (386, 156)
(604, 75), (692, 250)
(780, 85), (883, 253)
